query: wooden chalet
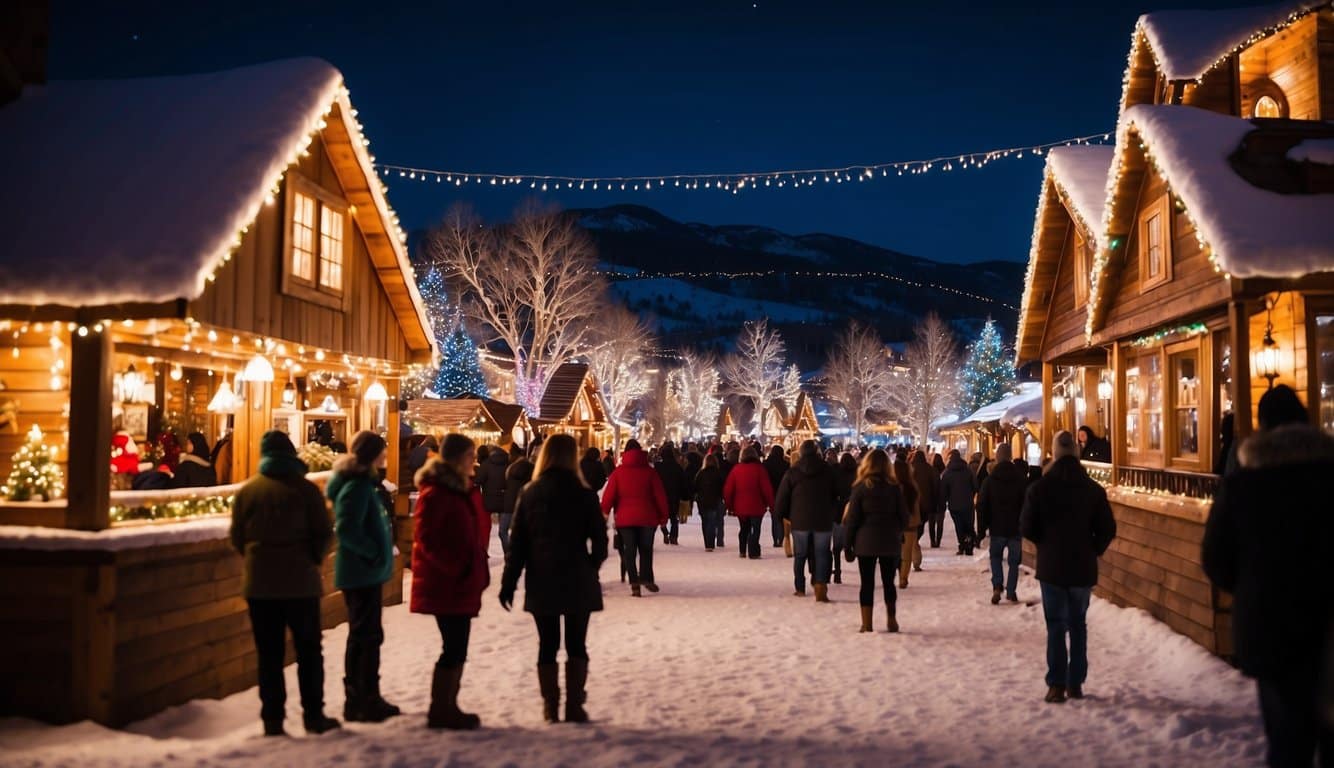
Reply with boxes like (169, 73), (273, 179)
(0, 59), (433, 724)
(534, 362), (612, 451)
(404, 397), (533, 451)
(484, 398), (535, 450)
(937, 384), (1043, 463)
(759, 393), (822, 449)
(716, 404), (739, 440)
(1016, 2), (1334, 656)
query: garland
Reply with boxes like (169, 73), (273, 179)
(111, 494), (234, 524)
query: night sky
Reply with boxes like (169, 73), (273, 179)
(51, 1), (1254, 265)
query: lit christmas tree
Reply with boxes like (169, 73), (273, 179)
(434, 317), (489, 399)
(2, 425), (65, 501)
(959, 318), (1016, 416)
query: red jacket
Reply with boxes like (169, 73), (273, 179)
(600, 449), (669, 529)
(411, 460), (491, 617)
(724, 459), (774, 518)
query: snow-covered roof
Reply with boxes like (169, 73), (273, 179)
(1288, 138), (1334, 164)
(956, 383), (1044, 427)
(1137, 1), (1324, 82)
(1046, 146), (1116, 241)
(0, 58), (433, 350)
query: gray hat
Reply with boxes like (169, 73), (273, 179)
(1052, 430), (1078, 460)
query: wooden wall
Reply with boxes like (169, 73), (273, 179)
(1240, 13), (1324, 120)
(1038, 215), (1090, 361)
(1183, 56), (1237, 115)
(0, 332), (69, 479)
(188, 135), (412, 366)
(1092, 167), (1232, 345)
(1249, 291), (1309, 427)
(0, 536), (405, 726)
(1322, 11), (1334, 120)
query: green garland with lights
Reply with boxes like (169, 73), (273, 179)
(111, 494), (234, 523)
(1129, 322), (1208, 348)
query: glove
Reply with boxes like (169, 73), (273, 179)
(844, 548), (856, 563)
(498, 587), (514, 612)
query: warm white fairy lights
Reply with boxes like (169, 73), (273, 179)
(375, 133), (1113, 195)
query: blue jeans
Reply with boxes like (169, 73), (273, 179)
(498, 512), (513, 558)
(792, 530), (832, 590)
(1040, 582), (1092, 688)
(990, 536), (1022, 595)
(700, 503), (724, 549)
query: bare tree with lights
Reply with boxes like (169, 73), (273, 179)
(425, 203), (607, 416)
(586, 304), (654, 451)
(779, 363), (803, 412)
(719, 318), (787, 433)
(901, 311), (960, 444)
(824, 321), (903, 442)
(672, 350), (723, 441)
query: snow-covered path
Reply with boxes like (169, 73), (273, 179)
(1, 517), (1265, 767)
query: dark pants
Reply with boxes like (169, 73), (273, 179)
(949, 508), (974, 550)
(1039, 582), (1091, 688)
(738, 516), (763, 558)
(989, 536), (1022, 595)
(434, 614), (472, 668)
(247, 597), (324, 724)
(1257, 669), (1334, 767)
(857, 555), (900, 607)
(342, 583), (384, 700)
(535, 613), (591, 664)
(700, 503), (724, 548)
(619, 525), (656, 585)
(830, 523), (845, 579)
(661, 507), (679, 543)
(771, 511), (784, 547)
(928, 514), (944, 547)
(498, 511), (514, 558)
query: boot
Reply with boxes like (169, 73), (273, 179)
(1045, 686), (1067, 704)
(343, 676), (365, 722)
(885, 601), (899, 633)
(565, 659), (589, 723)
(303, 713), (341, 734)
(427, 665), (481, 730)
(783, 522), (793, 558)
(813, 583), (829, 603)
(898, 575), (908, 589)
(631, 584), (642, 597)
(859, 605), (873, 633)
(1067, 684), (1084, 700)
(833, 571), (842, 585)
(537, 664), (560, 723)
(263, 719), (286, 737)
(991, 587), (1002, 605)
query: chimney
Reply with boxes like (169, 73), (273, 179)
(1, 0), (49, 106)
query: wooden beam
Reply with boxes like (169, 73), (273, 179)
(1111, 341), (1123, 479)
(0, 299), (188, 324)
(1228, 299), (1253, 440)
(66, 330), (113, 530)
(1041, 361), (1054, 461)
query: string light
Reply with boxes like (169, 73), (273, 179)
(375, 132), (1113, 194)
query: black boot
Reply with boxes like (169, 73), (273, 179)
(537, 663), (560, 723)
(303, 712), (341, 734)
(427, 665), (481, 730)
(565, 659), (589, 723)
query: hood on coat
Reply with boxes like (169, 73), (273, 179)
(1041, 455), (1087, 480)
(259, 452), (308, 480)
(486, 450), (509, 466)
(620, 448), (650, 468)
(792, 454), (830, 476)
(987, 460), (1024, 482)
(327, 455), (376, 499)
(945, 456), (969, 472)
(415, 457), (471, 494)
(1238, 423), (1334, 470)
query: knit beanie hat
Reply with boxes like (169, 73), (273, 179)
(351, 430), (387, 467)
(260, 430), (296, 458)
(1052, 430), (1078, 460)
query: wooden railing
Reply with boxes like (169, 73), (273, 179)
(1116, 466), (1219, 500)
(1083, 461), (1114, 488)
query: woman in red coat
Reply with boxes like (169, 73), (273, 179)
(724, 447), (775, 560)
(411, 433), (492, 730)
(600, 440), (668, 597)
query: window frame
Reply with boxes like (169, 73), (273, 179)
(1165, 338), (1204, 470)
(1120, 333), (1213, 471)
(282, 173), (351, 310)
(1072, 228), (1090, 309)
(1137, 195), (1173, 293)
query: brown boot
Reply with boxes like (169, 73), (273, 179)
(427, 665), (481, 730)
(991, 587), (1002, 605)
(783, 521), (793, 557)
(565, 658), (589, 723)
(537, 664), (560, 723)
(886, 601), (899, 633)
(813, 583), (830, 603)
(859, 605), (873, 633)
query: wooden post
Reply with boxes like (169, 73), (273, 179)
(1110, 342), (1123, 483)
(67, 330), (113, 530)
(386, 380), (401, 487)
(1040, 361), (1054, 460)
(1229, 299), (1253, 440)
(69, 559), (116, 724)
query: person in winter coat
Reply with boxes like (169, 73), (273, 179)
(411, 434), (492, 730)
(505, 444), (537, 528)
(475, 445), (510, 554)
(763, 445), (790, 550)
(682, 449), (703, 524)
(892, 451), (921, 589)
(581, 447), (608, 493)
(723, 448), (775, 559)
(230, 431), (338, 737)
(601, 441), (668, 597)
(774, 440), (840, 601)
(1202, 386), (1334, 766)
(1075, 426), (1112, 464)
(694, 454), (727, 551)
(910, 450), (945, 548)
(977, 443), (1027, 604)
(941, 450), (978, 555)
(1021, 430), (1116, 704)
(832, 453), (857, 585)
(655, 444), (688, 545)
(843, 449), (910, 633)
(500, 434), (608, 724)
(173, 432), (217, 488)
(931, 452), (946, 476)
(601, 449), (615, 479)
(328, 431), (399, 723)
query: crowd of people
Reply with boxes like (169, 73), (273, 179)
(224, 387), (1331, 766)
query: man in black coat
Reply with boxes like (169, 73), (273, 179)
(977, 443), (1027, 604)
(655, 444), (688, 545)
(774, 440), (839, 601)
(1021, 430), (1116, 705)
(1202, 386), (1334, 767)
(763, 445), (790, 548)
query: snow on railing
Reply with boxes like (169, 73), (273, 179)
(111, 471), (334, 526)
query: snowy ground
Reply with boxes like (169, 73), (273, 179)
(1, 517), (1265, 767)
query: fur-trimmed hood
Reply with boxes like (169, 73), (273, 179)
(332, 454), (374, 476)
(415, 457), (471, 494)
(1238, 423), (1334, 470)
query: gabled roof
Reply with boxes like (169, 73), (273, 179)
(405, 398), (498, 432)
(482, 398), (529, 435)
(956, 383), (1043, 428)
(1131, 2), (1325, 84)
(0, 58), (433, 353)
(1087, 105), (1334, 336)
(539, 362), (596, 421)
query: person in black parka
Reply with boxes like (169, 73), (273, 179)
(977, 443), (1028, 604)
(843, 449), (910, 633)
(774, 440), (840, 601)
(655, 444), (688, 545)
(500, 434), (608, 724)
(1202, 386), (1334, 767)
(581, 447), (608, 493)
(763, 445), (790, 549)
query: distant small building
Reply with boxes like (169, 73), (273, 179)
(534, 362), (611, 451)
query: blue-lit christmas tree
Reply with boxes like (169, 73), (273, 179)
(414, 266), (488, 399)
(959, 318), (1016, 416)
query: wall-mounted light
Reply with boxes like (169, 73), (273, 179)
(1253, 299), (1282, 390)
(243, 354), (275, 383)
(170, 364), (184, 382)
(1097, 377), (1113, 401)
(281, 372), (297, 408)
(1051, 387), (1068, 414)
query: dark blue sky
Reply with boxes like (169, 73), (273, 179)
(51, 1), (1251, 264)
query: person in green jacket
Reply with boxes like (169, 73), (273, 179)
(230, 431), (338, 737)
(329, 430), (399, 723)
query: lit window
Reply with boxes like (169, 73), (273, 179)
(1145, 212), (1163, 278)
(1254, 95), (1281, 118)
(1172, 352), (1199, 457)
(292, 192), (316, 283)
(319, 205), (344, 291)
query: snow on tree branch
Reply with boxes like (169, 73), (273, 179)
(719, 318), (787, 433)
(901, 311), (959, 444)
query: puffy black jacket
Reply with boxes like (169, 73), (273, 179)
(762, 455), (789, 501)
(476, 450), (510, 513)
(503, 458), (534, 517)
(844, 480), (909, 558)
(580, 457), (607, 492)
(1020, 456), (1116, 588)
(501, 467), (607, 615)
(977, 460), (1027, 538)
(774, 455), (839, 532)
(655, 457), (688, 510)
(693, 465), (725, 509)
(1203, 424), (1334, 678)
(909, 454), (944, 520)
(940, 456), (976, 515)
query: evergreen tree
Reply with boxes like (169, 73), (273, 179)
(2, 426), (65, 501)
(959, 318), (1016, 416)
(434, 317), (489, 399)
